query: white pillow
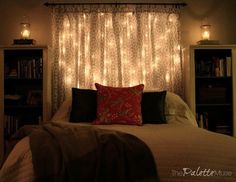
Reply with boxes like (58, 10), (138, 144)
(50, 99), (71, 122)
(165, 92), (198, 127)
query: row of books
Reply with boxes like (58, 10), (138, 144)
(4, 115), (19, 139)
(6, 58), (43, 79)
(196, 57), (232, 77)
(196, 112), (209, 129)
(4, 115), (43, 139)
(196, 112), (232, 135)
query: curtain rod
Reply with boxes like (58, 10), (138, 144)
(44, 2), (187, 7)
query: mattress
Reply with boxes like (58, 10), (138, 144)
(1, 121), (236, 182)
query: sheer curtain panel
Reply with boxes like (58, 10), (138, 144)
(51, 4), (183, 112)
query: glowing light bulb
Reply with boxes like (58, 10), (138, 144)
(120, 38), (123, 44)
(130, 25), (134, 31)
(20, 16), (31, 39)
(168, 13), (178, 23)
(165, 73), (170, 83)
(21, 29), (30, 39)
(127, 12), (133, 16)
(202, 30), (210, 40)
(177, 45), (181, 50)
(127, 32), (130, 38)
(142, 50), (145, 57)
(201, 24), (211, 40)
(20, 23), (30, 39)
(66, 77), (72, 84)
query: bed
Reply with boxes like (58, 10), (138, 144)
(0, 88), (236, 182)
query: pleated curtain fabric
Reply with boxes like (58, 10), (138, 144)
(51, 4), (183, 113)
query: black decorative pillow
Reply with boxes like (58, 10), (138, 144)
(141, 91), (167, 124)
(70, 88), (97, 123)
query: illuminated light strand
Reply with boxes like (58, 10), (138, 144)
(56, 11), (181, 99)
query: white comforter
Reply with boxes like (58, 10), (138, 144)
(1, 121), (236, 182)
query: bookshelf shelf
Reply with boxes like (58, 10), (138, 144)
(5, 105), (42, 109)
(196, 103), (232, 107)
(196, 76), (232, 79)
(190, 45), (236, 137)
(0, 45), (51, 164)
(5, 78), (43, 80)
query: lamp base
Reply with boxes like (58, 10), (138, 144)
(13, 39), (36, 45)
(197, 40), (220, 45)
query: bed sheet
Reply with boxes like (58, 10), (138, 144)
(1, 122), (236, 182)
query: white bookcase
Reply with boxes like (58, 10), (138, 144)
(189, 45), (236, 137)
(0, 45), (51, 164)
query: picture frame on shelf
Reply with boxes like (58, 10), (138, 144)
(27, 90), (42, 105)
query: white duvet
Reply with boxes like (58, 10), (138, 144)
(1, 92), (236, 181)
(1, 122), (236, 182)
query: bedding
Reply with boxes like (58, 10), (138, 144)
(1, 92), (236, 182)
(1, 123), (236, 182)
(2, 123), (157, 182)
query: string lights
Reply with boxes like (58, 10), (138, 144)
(52, 9), (182, 107)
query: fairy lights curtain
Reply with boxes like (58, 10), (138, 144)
(51, 4), (183, 112)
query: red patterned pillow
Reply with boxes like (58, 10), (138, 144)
(93, 83), (144, 125)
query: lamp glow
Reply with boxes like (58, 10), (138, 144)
(20, 16), (31, 39)
(201, 24), (211, 40)
(21, 23), (30, 39)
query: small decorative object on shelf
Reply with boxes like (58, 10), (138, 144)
(197, 39), (220, 45)
(13, 15), (36, 45)
(27, 90), (42, 105)
(13, 39), (36, 45)
(197, 20), (219, 45)
(201, 24), (211, 40)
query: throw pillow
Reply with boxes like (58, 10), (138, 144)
(141, 91), (167, 124)
(93, 83), (144, 125)
(69, 88), (97, 123)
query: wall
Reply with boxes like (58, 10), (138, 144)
(1, 0), (236, 46)
(1, 0), (236, 104)
(182, 0), (236, 45)
(0, 0), (51, 45)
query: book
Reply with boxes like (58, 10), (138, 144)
(197, 112), (209, 129)
(219, 59), (225, 77)
(7, 68), (17, 78)
(226, 57), (232, 76)
(4, 115), (19, 138)
(4, 94), (21, 100)
(27, 90), (42, 105)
